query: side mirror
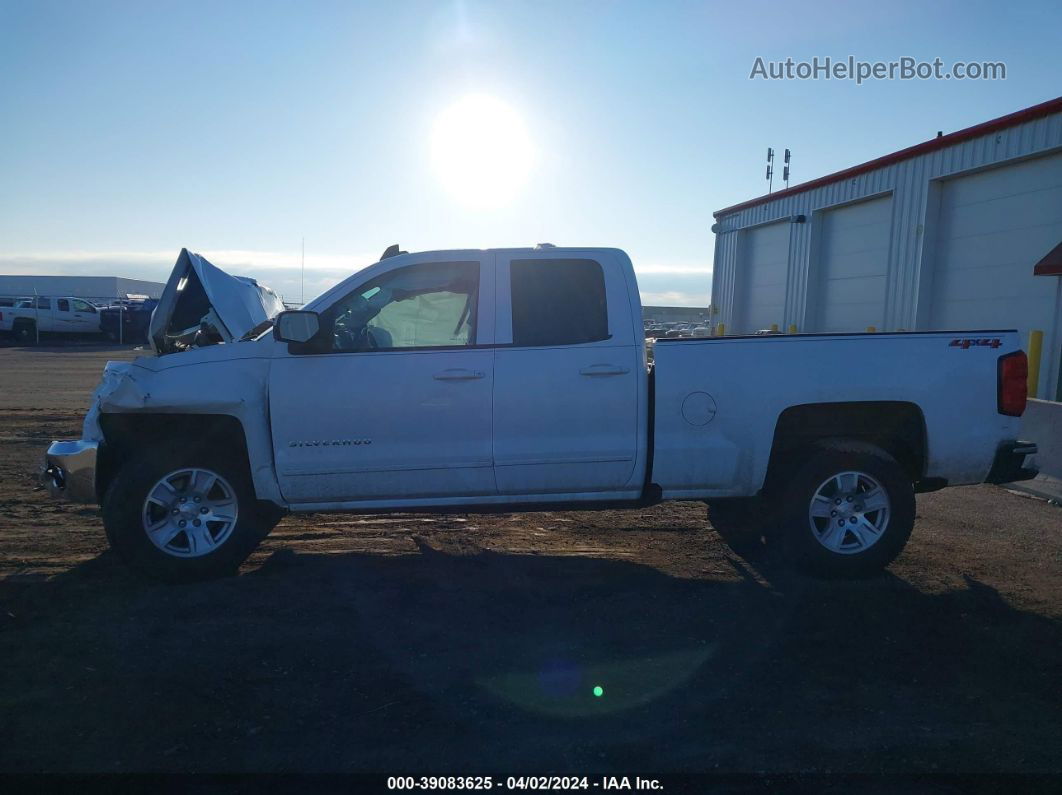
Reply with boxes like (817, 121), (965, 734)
(274, 310), (321, 343)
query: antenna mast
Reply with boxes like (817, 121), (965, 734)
(301, 237), (305, 307)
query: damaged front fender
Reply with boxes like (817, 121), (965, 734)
(88, 353), (284, 507)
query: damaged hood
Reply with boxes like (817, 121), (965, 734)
(149, 248), (286, 355)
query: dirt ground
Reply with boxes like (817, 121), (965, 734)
(0, 345), (1059, 775)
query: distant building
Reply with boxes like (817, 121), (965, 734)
(643, 305), (711, 326)
(0, 275), (165, 304)
(711, 96), (1062, 399)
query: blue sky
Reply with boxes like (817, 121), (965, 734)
(1, 0), (1059, 305)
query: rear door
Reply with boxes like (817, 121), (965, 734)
(492, 252), (641, 496)
(34, 297), (53, 331)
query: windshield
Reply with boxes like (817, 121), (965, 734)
(240, 318), (275, 341)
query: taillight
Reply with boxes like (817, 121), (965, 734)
(997, 351), (1028, 416)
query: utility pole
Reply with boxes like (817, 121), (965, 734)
(301, 237), (305, 307)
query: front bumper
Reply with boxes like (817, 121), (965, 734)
(41, 440), (99, 503)
(985, 440), (1039, 484)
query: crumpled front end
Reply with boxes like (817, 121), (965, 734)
(149, 248), (285, 355)
(41, 440), (99, 503)
(40, 360), (146, 504)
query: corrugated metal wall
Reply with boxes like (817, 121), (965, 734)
(0, 275), (164, 301)
(711, 110), (1062, 335)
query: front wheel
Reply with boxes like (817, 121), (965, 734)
(13, 321), (36, 344)
(777, 440), (915, 578)
(103, 450), (280, 582)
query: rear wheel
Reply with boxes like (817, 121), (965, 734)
(777, 440), (914, 578)
(103, 449), (281, 582)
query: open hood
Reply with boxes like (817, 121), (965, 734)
(149, 249), (286, 355)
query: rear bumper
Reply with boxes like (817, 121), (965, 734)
(985, 441), (1038, 484)
(41, 440), (99, 503)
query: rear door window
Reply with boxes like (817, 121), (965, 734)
(510, 259), (608, 346)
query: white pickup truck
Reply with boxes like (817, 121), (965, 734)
(42, 246), (1037, 582)
(0, 296), (103, 341)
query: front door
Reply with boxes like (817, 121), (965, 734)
(53, 298), (98, 333)
(70, 299), (99, 333)
(269, 254), (497, 504)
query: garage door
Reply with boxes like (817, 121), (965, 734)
(929, 151), (1062, 398)
(810, 195), (892, 332)
(733, 221), (789, 334)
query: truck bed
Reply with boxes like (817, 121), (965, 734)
(651, 330), (1024, 498)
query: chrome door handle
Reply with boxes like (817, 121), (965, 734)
(433, 369), (485, 380)
(579, 364), (630, 376)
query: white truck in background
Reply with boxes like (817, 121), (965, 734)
(42, 246), (1038, 583)
(0, 296), (103, 342)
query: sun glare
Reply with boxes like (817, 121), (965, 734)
(431, 94), (535, 209)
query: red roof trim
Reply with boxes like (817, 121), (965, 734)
(713, 95), (1062, 218)
(1034, 240), (1062, 276)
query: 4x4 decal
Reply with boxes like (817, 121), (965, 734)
(950, 337), (1002, 349)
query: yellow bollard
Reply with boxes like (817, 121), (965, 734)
(866, 326), (876, 333)
(770, 323), (779, 333)
(716, 323), (725, 337)
(788, 324), (798, 334)
(1027, 329), (1043, 398)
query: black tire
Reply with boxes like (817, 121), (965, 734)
(776, 440), (915, 578)
(103, 448), (281, 583)
(707, 498), (767, 556)
(13, 321), (35, 345)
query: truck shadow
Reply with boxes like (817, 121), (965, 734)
(1, 545), (1060, 774)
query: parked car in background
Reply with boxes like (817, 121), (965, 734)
(99, 299), (159, 343)
(0, 296), (103, 342)
(42, 245), (1038, 583)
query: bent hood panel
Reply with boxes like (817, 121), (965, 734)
(150, 248), (285, 355)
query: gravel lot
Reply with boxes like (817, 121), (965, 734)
(0, 345), (1059, 775)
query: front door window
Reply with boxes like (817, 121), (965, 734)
(325, 261), (479, 352)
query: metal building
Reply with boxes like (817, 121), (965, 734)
(710, 96), (1062, 400)
(0, 275), (165, 304)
